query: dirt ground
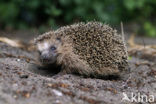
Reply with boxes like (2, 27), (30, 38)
(0, 31), (156, 104)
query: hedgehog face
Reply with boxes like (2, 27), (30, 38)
(36, 37), (62, 65)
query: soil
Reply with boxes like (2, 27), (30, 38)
(0, 31), (156, 104)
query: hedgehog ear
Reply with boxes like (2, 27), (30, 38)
(56, 37), (62, 43)
(56, 37), (61, 41)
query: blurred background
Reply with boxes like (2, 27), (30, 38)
(0, 0), (156, 37)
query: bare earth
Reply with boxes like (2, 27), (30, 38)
(0, 32), (156, 104)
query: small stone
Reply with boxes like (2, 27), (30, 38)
(52, 89), (63, 96)
(17, 59), (20, 62)
(24, 92), (30, 98)
(20, 74), (29, 78)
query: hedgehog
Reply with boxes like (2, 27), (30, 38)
(34, 22), (129, 78)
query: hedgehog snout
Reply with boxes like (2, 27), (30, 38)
(40, 50), (57, 64)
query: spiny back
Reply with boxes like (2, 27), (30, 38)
(54, 22), (128, 71)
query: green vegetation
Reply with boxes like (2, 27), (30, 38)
(0, 0), (156, 36)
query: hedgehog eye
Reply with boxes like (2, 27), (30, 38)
(50, 46), (56, 51)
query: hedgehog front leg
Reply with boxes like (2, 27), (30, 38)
(57, 53), (94, 77)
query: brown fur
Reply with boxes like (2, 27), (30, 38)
(34, 22), (128, 78)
